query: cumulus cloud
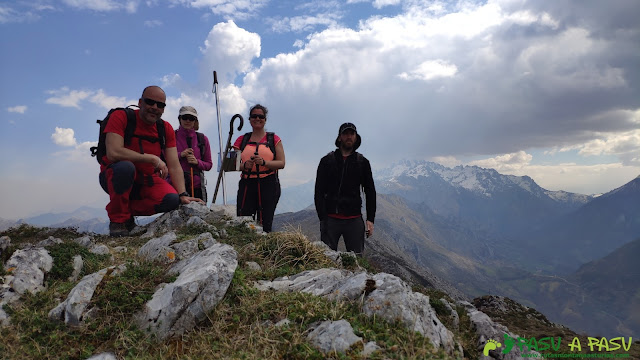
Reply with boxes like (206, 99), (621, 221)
(469, 151), (533, 172)
(199, 20), (261, 82)
(51, 127), (77, 147)
(90, 89), (131, 110)
(398, 60), (458, 81)
(8, 105), (27, 114)
(46, 87), (92, 109)
(61, 0), (138, 13)
(45, 87), (134, 110)
(0, 5), (40, 23)
(173, 0), (267, 19)
(269, 13), (341, 33)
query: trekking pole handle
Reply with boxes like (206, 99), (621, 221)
(230, 113), (243, 134)
(214, 71), (218, 85)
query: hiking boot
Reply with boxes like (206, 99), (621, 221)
(109, 222), (129, 237)
(125, 216), (136, 232)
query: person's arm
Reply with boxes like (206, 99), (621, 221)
(262, 141), (285, 170)
(198, 136), (213, 171)
(362, 158), (376, 224)
(361, 158), (376, 237)
(105, 132), (167, 175)
(314, 157), (327, 220)
(165, 146), (203, 204)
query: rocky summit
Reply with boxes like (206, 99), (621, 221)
(2, 203), (616, 359)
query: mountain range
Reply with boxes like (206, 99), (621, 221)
(4, 160), (638, 337)
(275, 160), (640, 338)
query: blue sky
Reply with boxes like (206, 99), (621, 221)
(1, 0), (639, 219)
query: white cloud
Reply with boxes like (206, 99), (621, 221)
(51, 127), (78, 147)
(45, 87), (134, 110)
(144, 19), (162, 27)
(0, 5), (40, 23)
(469, 151), (533, 172)
(398, 60), (458, 81)
(270, 14), (341, 33)
(372, 0), (401, 9)
(46, 87), (92, 109)
(577, 129), (640, 166)
(61, 0), (137, 12)
(173, 0), (267, 19)
(8, 105), (27, 114)
(199, 20), (261, 79)
(89, 89), (131, 110)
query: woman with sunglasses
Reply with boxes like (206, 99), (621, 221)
(173, 105), (213, 203)
(232, 104), (286, 232)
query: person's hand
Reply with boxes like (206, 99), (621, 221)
(243, 158), (255, 171)
(179, 195), (204, 204)
(366, 221), (374, 238)
(251, 155), (266, 167)
(153, 156), (168, 179)
(180, 148), (193, 158)
(186, 154), (198, 165)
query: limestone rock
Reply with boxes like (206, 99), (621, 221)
(49, 264), (127, 326)
(307, 320), (362, 354)
(135, 242), (238, 340)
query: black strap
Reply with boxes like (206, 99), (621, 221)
(240, 132), (276, 155)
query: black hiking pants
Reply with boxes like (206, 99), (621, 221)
(237, 174), (280, 232)
(320, 216), (365, 255)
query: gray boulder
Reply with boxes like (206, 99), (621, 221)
(49, 264), (127, 326)
(135, 242), (238, 340)
(255, 269), (459, 355)
(307, 319), (362, 354)
(137, 232), (178, 263)
(4, 247), (53, 296)
(458, 300), (540, 359)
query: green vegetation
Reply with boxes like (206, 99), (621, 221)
(0, 218), (464, 359)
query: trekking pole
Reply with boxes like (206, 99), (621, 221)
(213, 114), (243, 203)
(212, 70), (227, 204)
(186, 136), (195, 197)
(254, 143), (263, 226)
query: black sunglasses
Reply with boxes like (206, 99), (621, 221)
(181, 115), (197, 121)
(250, 114), (265, 119)
(141, 97), (167, 109)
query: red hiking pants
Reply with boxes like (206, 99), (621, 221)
(99, 161), (179, 223)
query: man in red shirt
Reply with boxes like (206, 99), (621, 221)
(99, 85), (202, 236)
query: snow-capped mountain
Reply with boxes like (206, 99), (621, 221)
(378, 159), (590, 202)
(376, 160), (592, 237)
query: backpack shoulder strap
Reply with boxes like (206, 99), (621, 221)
(266, 132), (276, 156)
(239, 132), (252, 151)
(155, 119), (166, 149)
(122, 107), (137, 146)
(196, 132), (206, 155)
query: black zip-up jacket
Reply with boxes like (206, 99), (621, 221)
(314, 150), (376, 223)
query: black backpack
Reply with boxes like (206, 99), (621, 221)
(90, 106), (166, 165)
(177, 130), (206, 157)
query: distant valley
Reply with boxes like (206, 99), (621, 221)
(276, 160), (640, 338)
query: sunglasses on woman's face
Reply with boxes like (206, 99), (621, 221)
(181, 115), (197, 121)
(141, 97), (167, 108)
(250, 114), (265, 119)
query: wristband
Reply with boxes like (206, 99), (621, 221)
(262, 159), (266, 166)
(179, 192), (189, 197)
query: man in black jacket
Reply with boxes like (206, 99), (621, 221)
(314, 123), (376, 255)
